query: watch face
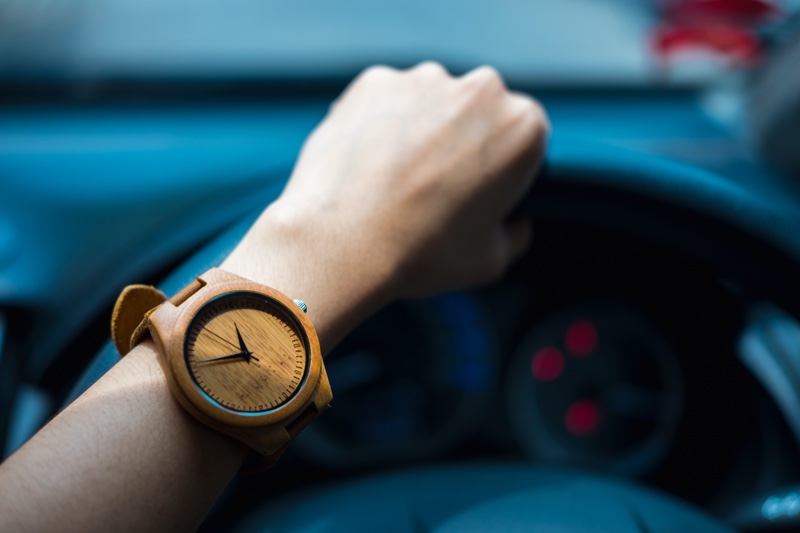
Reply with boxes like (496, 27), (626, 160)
(184, 291), (309, 413)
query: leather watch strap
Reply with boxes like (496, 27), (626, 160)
(111, 284), (166, 356)
(111, 278), (206, 356)
(168, 278), (205, 307)
(246, 379), (330, 472)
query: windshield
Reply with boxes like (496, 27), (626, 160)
(2, 0), (673, 87)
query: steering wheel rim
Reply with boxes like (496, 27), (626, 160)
(235, 463), (733, 533)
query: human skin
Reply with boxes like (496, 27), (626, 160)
(0, 62), (549, 532)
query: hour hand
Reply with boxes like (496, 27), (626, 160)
(197, 352), (248, 364)
(235, 324), (250, 353)
(234, 324), (259, 363)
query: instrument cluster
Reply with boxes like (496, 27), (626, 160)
(295, 293), (496, 466)
(293, 220), (791, 504)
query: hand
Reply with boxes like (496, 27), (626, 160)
(223, 62), (549, 348)
(275, 62), (547, 296)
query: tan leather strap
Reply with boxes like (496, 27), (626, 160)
(111, 285), (166, 356)
(168, 278), (205, 307)
(111, 278), (206, 356)
(247, 387), (330, 472)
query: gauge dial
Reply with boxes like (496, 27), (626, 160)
(184, 292), (308, 413)
(295, 293), (495, 466)
(507, 300), (684, 476)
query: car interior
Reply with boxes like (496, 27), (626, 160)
(3, 1), (800, 531)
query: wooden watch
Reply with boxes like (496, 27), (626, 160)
(110, 267), (332, 468)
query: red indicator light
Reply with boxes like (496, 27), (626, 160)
(652, 25), (761, 64)
(663, 0), (782, 26)
(531, 347), (564, 382)
(565, 400), (603, 437)
(565, 320), (597, 358)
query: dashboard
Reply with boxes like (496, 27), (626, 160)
(297, 222), (746, 482)
(246, 211), (799, 515)
(4, 90), (800, 531)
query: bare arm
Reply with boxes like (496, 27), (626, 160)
(0, 63), (548, 532)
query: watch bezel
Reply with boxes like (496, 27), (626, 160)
(148, 270), (323, 430)
(183, 290), (312, 415)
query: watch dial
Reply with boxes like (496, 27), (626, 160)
(184, 291), (309, 413)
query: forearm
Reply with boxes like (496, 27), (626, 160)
(0, 210), (390, 532)
(221, 201), (398, 351)
(0, 341), (245, 532)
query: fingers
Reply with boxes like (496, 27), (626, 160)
(311, 61), (548, 297)
(492, 88), (549, 216)
(411, 61), (450, 79)
(459, 64), (549, 174)
(352, 62), (514, 91)
(500, 101), (549, 213)
(479, 217), (533, 285)
(460, 65), (507, 94)
(502, 217), (533, 264)
(332, 62), (452, 113)
(329, 65), (399, 112)
(358, 62), (451, 85)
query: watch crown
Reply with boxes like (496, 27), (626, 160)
(294, 299), (308, 313)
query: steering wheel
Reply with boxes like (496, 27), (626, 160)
(67, 139), (800, 531)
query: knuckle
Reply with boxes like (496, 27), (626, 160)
(466, 65), (505, 92)
(527, 98), (551, 135)
(510, 94), (551, 143)
(358, 65), (397, 83)
(413, 61), (448, 77)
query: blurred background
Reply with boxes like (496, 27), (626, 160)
(5, 1), (800, 531)
(0, 0), (791, 86)
(0, 0), (798, 90)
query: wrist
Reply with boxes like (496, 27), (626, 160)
(220, 201), (398, 351)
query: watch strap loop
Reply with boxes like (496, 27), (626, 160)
(111, 284), (167, 356)
(112, 278), (209, 357)
(168, 278), (205, 307)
